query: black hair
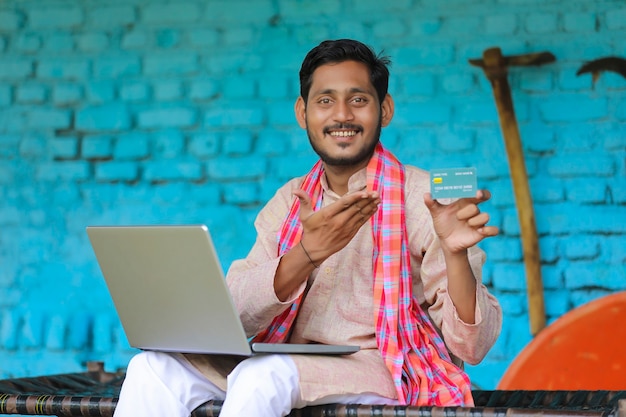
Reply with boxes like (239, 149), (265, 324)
(299, 39), (391, 104)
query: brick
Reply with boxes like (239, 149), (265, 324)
(564, 263), (626, 291)
(271, 154), (319, 180)
(95, 161), (139, 182)
(77, 32), (109, 52)
(137, 107), (196, 128)
(188, 29), (219, 47)
(455, 99), (499, 124)
(481, 237), (522, 262)
(156, 29), (180, 49)
(15, 33), (41, 53)
(612, 177), (626, 204)
(570, 289), (615, 310)
(0, 310), (18, 350)
(154, 80), (183, 101)
(76, 103), (131, 131)
(541, 263), (563, 289)
(563, 12), (596, 32)
(143, 3), (200, 24)
(0, 85), (11, 106)
(27, 108), (71, 129)
(0, 10), (24, 31)
(0, 60), (33, 80)
(82, 136), (113, 159)
(519, 71), (553, 92)
(207, 156), (265, 180)
(267, 100), (297, 126)
(188, 133), (220, 158)
(38, 60), (90, 80)
(257, 129), (290, 156)
(223, 182), (259, 205)
(114, 132), (149, 160)
(187, 183), (221, 204)
(394, 45), (455, 67)
(558, 67), (593, 90)
(16, 84), (47, 103)
(121, 29), (148, 49)
(51, 137), (79, 159)
(223, 76), (256, 99)
(547, 154), (614, 177)
(529, 177), (564, 203)
(441, 72), (474, 94)
(204, 106), (264, 127)
(52, 84), (83, 105)
(484, 14), (518, 35)
(258, 74), (289, 99)
(43, 33), (74, 52)
(540, 96), (608, 122)
(223, 27), (255, 46)
(36, 161), (90, 181)
(441, 16), (482, 36)
(564, 178), (609, 204)
(93, 314), (113, 353)
(223, 131), (253, 155)
(438, 131), (475, 152)
(496, 293), (525, 315)
(204, 51), (264, 74)
(85, 81), (115, 103)
(372, 19), (408, 38)
(189, 80), (219, 100)
(205, 0), (275, 23)
(539, 205), (626, 235)
(605, 8), (626, 30)
(27, 6), (83, 29)
(408, 17), (442, 36)
(44, 315), (66, 350)
(67, 314), (90, 349)
(94, 56), (141, 78)
(563, 235), (601, 260)
(144, 53), (199, 76)
(119, 82), (150, 101)
(399, 73), (435, 98)
(143, 161), (203, 182)
(543, 290), (569, 316)
(524, 13), (558, 33)
(394, 101), (450, 125)
(20, 311), (43, 348)
(88, 5), (136, 27)
(153, 130), (184, 158)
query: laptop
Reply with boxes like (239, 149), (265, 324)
(86, 225), (359, 356)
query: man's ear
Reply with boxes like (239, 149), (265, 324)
(381, 94), (395, 127)
(294, 96), (307, 129)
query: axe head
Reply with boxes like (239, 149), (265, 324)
(469, 47), (556, 77)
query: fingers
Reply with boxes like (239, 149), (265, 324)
(293, 189), (314, 220)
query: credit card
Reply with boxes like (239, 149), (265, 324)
(430, 167), (477, 200)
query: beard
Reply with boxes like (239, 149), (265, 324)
(306, 118), (382, 167)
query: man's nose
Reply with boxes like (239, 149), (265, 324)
(333, 101), (354, 121)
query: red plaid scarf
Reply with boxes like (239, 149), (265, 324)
(253, 143), (474, 406)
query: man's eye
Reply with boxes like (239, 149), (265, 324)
(318, 98), (331, 104)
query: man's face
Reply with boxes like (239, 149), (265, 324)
(295, 60), (394, 170)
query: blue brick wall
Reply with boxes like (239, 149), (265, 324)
(0, 0), (625, 390)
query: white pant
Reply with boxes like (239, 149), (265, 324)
(113, 351), (399, 417)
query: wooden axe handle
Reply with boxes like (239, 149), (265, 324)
(479, 48), (547, 335)
(491, 76), (546, 335)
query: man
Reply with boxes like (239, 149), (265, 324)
(113, 39), (502, 417)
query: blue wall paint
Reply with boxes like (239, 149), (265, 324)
(0, 0), (625, 389)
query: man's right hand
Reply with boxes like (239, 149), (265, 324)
(293, 189), (380, 266)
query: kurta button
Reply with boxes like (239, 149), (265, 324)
(324, 267), (331, 274)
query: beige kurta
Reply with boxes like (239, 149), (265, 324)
(185, 165), (502, 403)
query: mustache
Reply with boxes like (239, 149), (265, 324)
(323, 123), (363, 134)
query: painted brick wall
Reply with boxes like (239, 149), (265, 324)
(0, 0), (624, 389)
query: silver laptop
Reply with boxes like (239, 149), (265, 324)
(86, 225), (359, 356)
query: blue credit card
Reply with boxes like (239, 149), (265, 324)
(430, 167), (477, 199)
